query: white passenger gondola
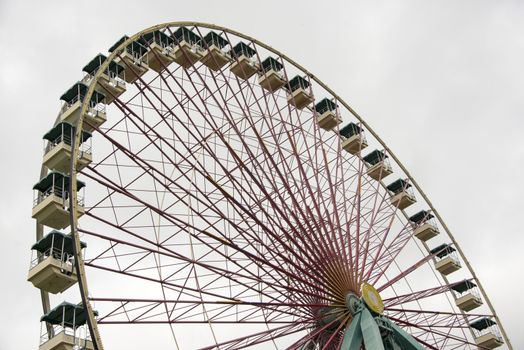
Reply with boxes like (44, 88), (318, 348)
(201, 31), (231, 71)
(315, 98), (341, 130)
(230, 41), (259, 79)
(431, 244), (461, 275)
(340, 122), (368, 154)
(27, 231), (86, 294)
(39, 302), (96, 350)
(450, 279), (483, 312)
(409, 210), (439, 241)
(59, 82), (106, 132)
(172, 27), (203, 69)
(109, 36), (149, 83)
(363, 149), (393, 180)
(470, 317), (504, 349)
(258, 56), (286, 92)
(82, 54), (126, 104)
(387, 178), (416, 210)
(42, 122), (92, 174)
(32, 172), (85, 229)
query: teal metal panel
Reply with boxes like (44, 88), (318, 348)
(341, 313), (363, 350)
(361, 308), (385, 350)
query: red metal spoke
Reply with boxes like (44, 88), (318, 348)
(377, 250), (441, 292)
(197, 321), (310, 350)
(215, 80), (354, 296)
(108, 72), (352, 302)
(83, 207), (336, 304)
(356, 180), (396, 285)
(155, 60), (345, 287)
(92, 298), (321, 324)
(365, 222), (414, 286)
(85, 156), (336, 300)
(166, 45), (357, 296)
(107, 76), (344, 296)
(81, 228), (301, 302)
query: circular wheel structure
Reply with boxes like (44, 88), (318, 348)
(30, 22), (512, 349)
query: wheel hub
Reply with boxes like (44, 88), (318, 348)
(360, 282), (384, 315)
(315, 282), (384, 330)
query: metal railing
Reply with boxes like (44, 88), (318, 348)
(79, 143), (92, 156)
(472, 325), (503, 341)
(175, 41), (205, 56)
(403, 186), (416, 200)
(340, 128), (367, 141)
(60, 94), (106, 117)
(33, 187), (84, 209)
(60, 94), (81, 114)
(359, 133), (368, 145)
(123, 47), (149, 66)
(33, 186), (63, 207)
(455, 285), (482, 301)
(259, 67), (284, 80)
(436, 249), (460, 265)
(372, 158), (393, 172)
(44, 135), (92, 156)
(425, 217), (438, 229)
(29, 247), (75, 271)
(40, 324), (93, 347)
(231, 54), (259, 70)
(204, 43), (231, 57)
(86, 102), (106, 118)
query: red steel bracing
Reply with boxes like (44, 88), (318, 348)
(382, 279), (475, 307)
(197, 321), (309, 350)
(386, 308), (492, 329)
(68, 24), (497, 348)
(81, 228), (328, 306)
(390, 316), (481, 348)
(90, 298), (324, 324)
(286, 313), (349, 350)
(377, 248), (442, 292)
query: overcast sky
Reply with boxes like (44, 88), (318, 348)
(1, 0), (523, 349)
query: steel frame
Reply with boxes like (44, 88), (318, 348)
(29, 21), (510, 350)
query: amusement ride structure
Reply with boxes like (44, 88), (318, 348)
(29, 22), (512, 349)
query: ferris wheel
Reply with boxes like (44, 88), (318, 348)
(29, 22), (513, 349)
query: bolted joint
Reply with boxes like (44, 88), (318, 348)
(345, 293), (363, 315)
(376, 316), (393, 337)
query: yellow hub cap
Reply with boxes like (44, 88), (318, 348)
(361, 283), (384, 314)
